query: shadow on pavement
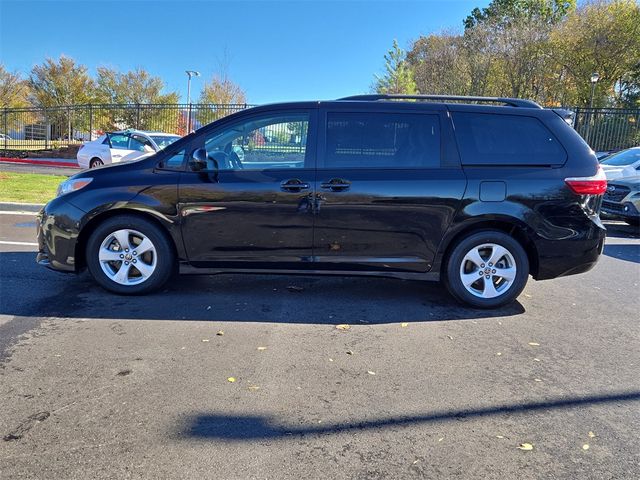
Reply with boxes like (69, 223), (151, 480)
(0, 251), (524, 324)
(180, 391), (640, 441)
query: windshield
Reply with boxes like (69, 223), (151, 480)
(150, 135), (180, 149)
(601, 148), (640, 167)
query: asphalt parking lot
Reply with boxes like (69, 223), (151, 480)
(0, 211), (639, 479)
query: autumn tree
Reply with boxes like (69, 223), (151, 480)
(95, 67), (179, 104)
(550, 0), (640, 106)
(0, 65), (28, 108)
(28, 55), (96, 107)
(372, 39), (417, 95)
(196, 73), (247, 125)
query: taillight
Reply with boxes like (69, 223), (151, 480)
(565, 165), (607, 195)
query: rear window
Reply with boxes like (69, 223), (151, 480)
(325, 112), (440, 168)
(452, 113), (566, 166)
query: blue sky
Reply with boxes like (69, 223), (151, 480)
(0, 0), (490, 104)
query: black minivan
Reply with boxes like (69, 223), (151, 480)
(37, 95), (607, 308)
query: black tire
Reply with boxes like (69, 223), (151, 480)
(86, 215), (175, 295)
(90, 158), (104, 168)
(444, 230), (529, 309)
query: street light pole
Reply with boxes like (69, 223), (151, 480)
(585, 72), (600, 146)
(185, 70), (200, 133)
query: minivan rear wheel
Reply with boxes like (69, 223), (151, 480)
(86, 215), (174, 294)
(445, 231), (529, 309)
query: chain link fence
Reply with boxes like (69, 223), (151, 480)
(0, 103), (638, 153)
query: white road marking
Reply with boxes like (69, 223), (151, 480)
(0, 211), (38, 216)
(0, 240), (38, 246)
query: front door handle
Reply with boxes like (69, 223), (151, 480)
(281, 179), (310, 192)
(321, 178), (351, 191)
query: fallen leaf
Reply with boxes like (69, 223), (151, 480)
(533, 358), (541, 362)
(582, 444), (590, 450)
(496, 435), (505, 439)
(588, 431), (596, 438)
(518, 443), (534, 451)
(227, 377), (236, 383)
(534, 378), (543, 382)
(367, 370), (376, 375)
(438, 438), (444, 442)
(412, 459), (420, 465)
(346, 350), (354, 355)
(248, 385), (260, 391)
(287, 285), (304, 292)
(446, 335), (453, 340)
(216, 330), (224, 336)
(202, 339), (210, 343)
(401, 322), (409, 327)
(335, 324), (351, 331)
(528, 342), (540, 346)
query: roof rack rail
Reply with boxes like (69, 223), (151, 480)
(338, 94), (542, 109)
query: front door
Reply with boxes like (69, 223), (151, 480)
(179, 109), (317, 268)
(313, 106), (466, 273)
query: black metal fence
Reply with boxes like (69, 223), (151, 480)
(572, 107), (639, 152)
(0, 103), (638, 153)
(0, 103), (253, 151)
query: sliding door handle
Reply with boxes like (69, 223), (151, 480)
(281, 179), (310, 192)
(321, 178), (351, 191)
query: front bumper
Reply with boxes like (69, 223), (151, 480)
(601, 200), (640, 222)
(36, 197), (86, 272)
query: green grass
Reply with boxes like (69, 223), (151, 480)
(0, 172), (66, 203)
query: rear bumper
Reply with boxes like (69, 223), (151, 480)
(533, 218), (606, 280)
(36, 198), (85, 272)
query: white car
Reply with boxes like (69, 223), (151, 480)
(77, 130), (181, 169)
(600, 147), (640, 181)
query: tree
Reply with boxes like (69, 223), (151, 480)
(28, 55), (95, 107)
(0, 65), (28, 108)
(464, 0), (576, 30)
(196, 73), (247, 125)
(95, 67), (179, 104)
(550, 0), (640, 107)
(372, 39), (417, 94)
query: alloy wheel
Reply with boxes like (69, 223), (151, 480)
(98, 229), (157, 285)
(458, 243), (517, 299)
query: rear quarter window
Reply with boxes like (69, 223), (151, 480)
(452, 112), (566, 166)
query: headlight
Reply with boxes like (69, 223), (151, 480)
(57, 178), (93, 197)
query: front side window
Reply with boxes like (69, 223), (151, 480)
(201, 112), (310, 171)
(324, 112), (441, 168)
(452, 113), (567, 165)
(130, 135), (154, 152)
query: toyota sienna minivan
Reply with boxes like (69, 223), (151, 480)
(37, 95), (607, 308)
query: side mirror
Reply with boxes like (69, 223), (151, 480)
(189, 148), (208, 171)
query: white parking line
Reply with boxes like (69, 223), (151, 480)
(0, 240), (38, 246)
(0, 211), (38, 216)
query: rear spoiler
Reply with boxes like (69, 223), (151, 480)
(552, 108), (575, 126)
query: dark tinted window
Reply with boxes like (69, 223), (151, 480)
(452, 113), (566, 165)
(325, 112), (440, 168)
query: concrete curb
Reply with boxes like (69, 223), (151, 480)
(0, 157), (79, 168)
(0, 202), (44, 213)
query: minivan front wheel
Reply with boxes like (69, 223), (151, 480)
(86, 215), (174, 294)
(445, 231), (529, 309)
